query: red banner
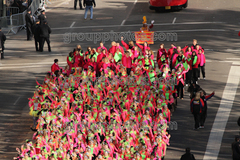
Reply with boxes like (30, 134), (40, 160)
(135, 31), (154, 44)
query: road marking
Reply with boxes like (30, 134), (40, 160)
(4, 54), (64, 58)
(219, 61), (234, 63)
(52, 28), (226, 36)
(14, 97), (21, 105)
(70, 22), (75, 28)
(121, 19), (126, 26)
(172, 17), (176, 24)
(120, 0), (138, 27)
(206, 60), (212, 62)
(0, 62), (66, 66)
(51, 21), (225, 30)
(0, 113), (18, 117)
(0, 62), (67, 69)
(203, 62), (240, 160)
(226, 58), (240, 59)
(155, 29), (226, 32)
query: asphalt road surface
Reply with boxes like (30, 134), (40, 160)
(0, 0), (240, 159)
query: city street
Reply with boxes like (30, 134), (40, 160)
(0, 0), (240, 159)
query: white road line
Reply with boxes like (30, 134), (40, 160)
(120, 0), (138, 28)
(51, 21), (225, 30)
(172, 17), (176, 24)
(155, 29), (226, 32)
(226, 58), (240, 60)
(203, 63), (240, 160)
(52, 29), (226, 36)
(219, 61), (234, 63)
(0, 65), (51, 69)
(0, 113), (18, 117)
(14, 97), (21, 105)
(1, 62), (66, 66)
(70, 22), (76, 28)
(121, 20), (126, 26)
(206, 60), (212, 62)
(4, 54), (64, 57)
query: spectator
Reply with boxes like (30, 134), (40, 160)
(0, 27), (6, 59)
(38, 10), (47, 25)
(32, 19), (41, 51)
(74, 0), (84, 10)
(83, 0), (96, 20)
(25, 8), (33, 40)
(39, 20), (51, 52)
(180, 147), (196, 160)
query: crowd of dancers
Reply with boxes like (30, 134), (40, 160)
(14, 39), (210, 160)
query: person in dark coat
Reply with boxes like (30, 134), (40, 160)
(0, 27), (6, 59)
(25, 8), (34, 40)
(32, 19), (41, 51)
(38, 10), (47, 25)
(232, 136), (240, 160)
(190, 92), (204, 130)
(74, 0), (84, 10)
(39, 21), (51, 52)
(180, 148), (196, 160)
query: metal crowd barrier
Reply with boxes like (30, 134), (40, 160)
(6, 7), (19, 16)
(1, 0), (42, 34)
(7, 11), (27, 34)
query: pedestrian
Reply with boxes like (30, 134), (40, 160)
(38, 10), (47, 25)
(25, 8), (34, 40)
(39, 20), (51, 52)
(180, 147), (196, 160)
(190, 92), (204, 130)
(232, 136), (240, 160)
(83, 0), (96, 20)
(74, 0), (84, 10)
(0, 27), (6, 59)
(199, 91), (214, 128)
(32, 19), (41, 51)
